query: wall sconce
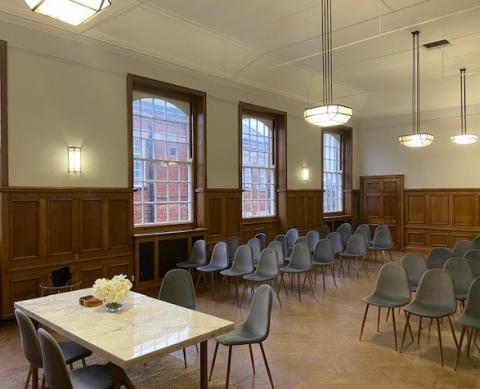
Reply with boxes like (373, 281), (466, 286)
(68, 147), (81, 173)
(302, 166), (310, 182)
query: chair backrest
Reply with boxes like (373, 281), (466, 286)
(373, 262), (411, 303)
(38, 328), (73, 389)
(158, 269), (196, 310)
(189, 239), (206, 265)
(247, 237), (262, 263)
(210, 241), (229, 268)
(414, 269), (457, 314)
(289, 242), (312, 271)
(400, 252), (427, 288)
(15, 309), (43, 368)
(317, 224), (331, 239)
(231, 245), (254, 273)
(345, 234), (366, 256)
(464, 249), (480, 278)
(426, 247), (453, 269)
(452, 240), (475, 258)
(268, 240), (285, 267)
(274, 234), (288, 258)
(226, 236), (240, 261)
(354, 224), (371, 247)
(294, 236), (307, 245)
(473, 234), (480, 249)
(372, 226), (393, 249)
(463, 277), (480, 321)
(255, 233), (267, 250)
(327, 232), (343, 255)
(306, 230), (320, 253)
(256, 248), (279, 277)
(286, 228), (299, 250)
(443, 257), (474, 298)
(336, 223), (352, 246)
(244, 285), (273, 342)
(312, 239), (335, 263)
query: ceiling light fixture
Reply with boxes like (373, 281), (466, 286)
(24, 0), (111, 26)
(304, 0), (352, 127)
(399, 31), (434, 148)
(451, 68), (477, 145)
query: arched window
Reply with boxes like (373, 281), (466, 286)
(132, 94), (192, 225)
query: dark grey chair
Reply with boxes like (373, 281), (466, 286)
(453, 240), (475, 258)
(474, 234), (480, 249)
(400, 252), (427, 292)
(464, 249), (480, 278)
(274, 234), (288, 259)
(286, 228), (299, 254)
(369, 226), (393, 263)
(294, 236), (307, 246)
(255, 233), (268, 251)
(306, 230), (320, 254)
(312, 238), (337, 293)
(455, 277), (480, 370)
(268, 240), (286, 268)
(209, 285), (274, 388)
(38, 328), (115, 389)
(176, 239), (207, 271)
(247, 237), (262, 265)
(317, 224), (331, 239)
(226, 235), (240, 262)
(336, 222), (352, 249)
(339, 234), (367, 279)
(221, 245), (254, 306)
(196, 241), (229, 298)
(279, 242), (314, 301)
(327, 231), (343, 256)
(158, 269), (196, 367)
(443, 257), (474, 305)
(355, 224), (371, 249)
(15, 309), (92, 389)
(426, 247), (453, 269)
(359, 262), (412, 351)
(400, 269), (458, 366)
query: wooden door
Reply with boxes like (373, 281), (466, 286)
(360, 175), (404, 250)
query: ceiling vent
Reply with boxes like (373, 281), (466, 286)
(423, 39), (450, 49)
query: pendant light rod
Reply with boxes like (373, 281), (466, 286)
(411, 31), (420, 135)
(460, 68), (466, 135)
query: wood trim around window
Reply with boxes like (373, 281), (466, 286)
(126, 74), (206, 233)
(238, 101), (287, 222)
(0, 40), (8, 187)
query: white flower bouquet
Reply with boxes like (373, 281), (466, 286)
(93, 274), (132, 309)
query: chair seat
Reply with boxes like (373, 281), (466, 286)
(216, 323), (263, 346)
(363, 293), (410, 308)
(404, 301), (456, 318)
(176, 261), (203, 269)
(456, 314), (480, 330)
(312, 260), (335, 266)
(455, 293), (468, 301)
(220, 269), (252, 277)
(59, 340), (92, 364)
(243, 273), (276, 282)
(280, 265), (310, 273)
(69, 364), (113, 389)
(197, 264), (228, 273)
(339, 252), (364, 258)
(369, 244), (393, 250)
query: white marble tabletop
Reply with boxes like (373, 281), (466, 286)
(15, 288), (234, 369)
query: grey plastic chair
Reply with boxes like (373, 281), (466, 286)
(355, 224), (371, 249)
(455, 277), (480, 369)
(279, 242), (314, 301)
(247, 237), (262, 265)
(268, 240), (285, 268)
(317, 224), (331, 239)
(306, 230), (320, 254)
(369, 226), (393, 263)
(474, 234), (480, 249)
(15, 309), (92, 389)
(196, 241), (229, 298)
(443, 257), (474, 303)
(327, 231), (343, 256)
(359, 262), (411, 351)
(294, 236), (307, 245)
(209, 285), (274, 388)
(243, 248), (282, 308)
(453, 240), (475, 258)
(426, 247), (453, 269)
(400, 252), (427, 292)
(339, 234), (367, 279)
(159, 269), (196, 367)
(38, 328), (115, 389)
(226, 235), (240, 262)
(312, 238), (337, 293)
(274, 234), (288, 259)
(176, 239), (207, 270)
(464, 249), (480, 278)
(286, 228), (299, 254)
(336, 223), (352, 248)
(221, 245), (254, 306)
(255, 233), (267, 251)
(400, 269), (458, 366)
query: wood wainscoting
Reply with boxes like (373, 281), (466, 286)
(280, 190), (324, 235)
(404, 189), (480, 253)
(0, 187), (133, 317)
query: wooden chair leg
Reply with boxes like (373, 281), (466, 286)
(436, 318), (444, 366)
(359, 304), (369, 341)
(211, 273), (215, 300)
(466, 327), (474, 358)
(385, 307), (390, 322)
(209, 341), (219, 381)
(24, 365), (32, 389)
(321, 267), (326, 293)
(182, 348), (187, 368)
(195, 343), (199, 352)
(392, 307), (398, 351)
(195, 272), (202, 291)
(225, 346), (232, 388)
(259, 343), (274, 389)
(377, 307), (381, 332)
(400, 312), (411, 353)
(307, 272), (315, 298)
(41, 374), (45, 389)
(81, 358), (87, 367)
(297, 273), (302, 302)
(330, 265), (337, 288)
(418, 316), (422, 345)
(248, 344), (255, 374)
(448, 315), (459, 349)
(455, 326), (466, 370)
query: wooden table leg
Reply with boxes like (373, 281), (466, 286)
(109, 363), (134, 389)
(32, 366), (39, 389)
(200, 340), (208, 389)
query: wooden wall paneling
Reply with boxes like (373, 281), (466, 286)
(80, 199), (103, 253)
(10, 198), (40, 261)
(429, 193), (449, 225)
(109, 198), (130, 249)
(46, 199), (73, 256)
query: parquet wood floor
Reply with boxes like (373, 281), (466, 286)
(1, 252), (480, 388)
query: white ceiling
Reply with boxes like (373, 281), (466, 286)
(2, 0), (480, 118)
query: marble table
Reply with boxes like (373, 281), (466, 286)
(15, 288), (234, 389)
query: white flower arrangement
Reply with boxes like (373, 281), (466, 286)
(92, 274), (132, 304)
